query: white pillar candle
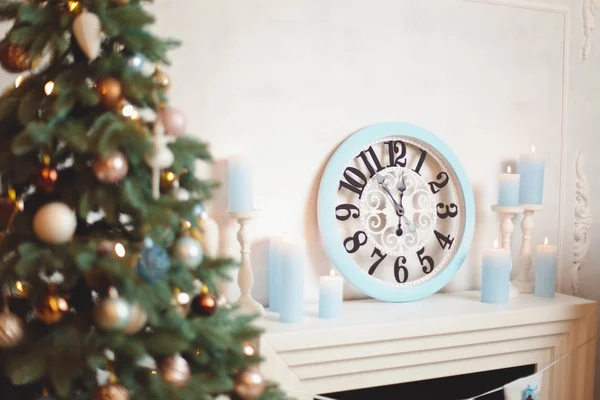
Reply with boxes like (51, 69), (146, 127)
(227, 153), (254, 212)
(319, 269), (343, 319)
(534, 237), (558, 298)
(498, 166), (520, 207)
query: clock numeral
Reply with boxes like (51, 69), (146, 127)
(386, 140), (407, 168)
(436, 203), (458, 219)
(428, 172), (449, 194)
(357, 146), (384, 177)
(369, 248), (387, 275)
(412, 149), (428, 176)
(417, 247), (434, 274)
(394, 256), (409, 283)
(434, 230), (455, 250)
(339, 167), (368, 198)
(335, 204), (361, 221)
(344, 231), (367, 254)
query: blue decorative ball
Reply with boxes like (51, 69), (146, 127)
(173, 237), (204, 270)
(136, 244), (171, 282)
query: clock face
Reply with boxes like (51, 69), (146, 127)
(318, 123), (475, 302)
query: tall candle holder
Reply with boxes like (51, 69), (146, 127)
(514, 204), (544, 293)
(491, 205), (524, 298)
(228, 210), (265, 315)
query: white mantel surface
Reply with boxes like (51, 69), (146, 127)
(260, 292), (597, 399)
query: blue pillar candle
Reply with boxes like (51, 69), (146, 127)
(481, 240), (511, 304)
(280, 239), (305, 323)
(227, 154), (254, 212)
(498, 166), (520, 207)
(534, 237), (558, 298)
(319, 269), (343, 319)
(519, 146), (545, 205)
(267, 236), (285, 312)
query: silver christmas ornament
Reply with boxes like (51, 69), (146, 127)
(173, 237), (204, 269)
(94, 287), (132, 331)
(159, 354), (191, 388)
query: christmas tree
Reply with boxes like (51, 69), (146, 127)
(0, 1), (285, 399)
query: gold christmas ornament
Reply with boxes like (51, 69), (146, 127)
(0, 306), (24, 348)
(36, 288), (70, 324)
(0, 42), (30, 73)
(158, 354), (191, 388)
(33, 202), (77, 244)
(153, 67), (171, 91)
(234, 368), (266, 400)
(93, 151), (129, 184)
(96, 77), (123, 109)
(94, 287), (132, 331)
(73, 9), (102, 60)
(67, 1), (82, 13)
(93, 383), (130, 400)
(123, 303), (147, 335)
(159, 170), (179, 192)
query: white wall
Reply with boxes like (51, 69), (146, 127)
(151, 0), (567, 303)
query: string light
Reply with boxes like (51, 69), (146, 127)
(14, 75), (23, 88)
(177, 292), (190, 306)
(44, 81), (55, 96)
(15, 281), (23, 293)
(151, 370), (157, 375)
(114, 243), (126, 258)
(122, 104), (135, 118)
(243, 344), (256, 357)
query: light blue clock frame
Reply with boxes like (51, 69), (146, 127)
(318, 122), (475, 302)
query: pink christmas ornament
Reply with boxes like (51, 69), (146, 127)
(160, 107), (187, 137)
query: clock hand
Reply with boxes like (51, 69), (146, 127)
(397, 171), (408, 236)
(375, 173), (404, 216)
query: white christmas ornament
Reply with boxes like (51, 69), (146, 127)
(145, 120), (175, 199)
(33, 202), (77, 244)
(73, 9), (102, 60)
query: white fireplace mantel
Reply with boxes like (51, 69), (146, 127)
(259, 292), (597, 400)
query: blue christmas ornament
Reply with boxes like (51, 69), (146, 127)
(136, 241), (171, 282)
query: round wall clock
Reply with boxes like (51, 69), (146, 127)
(318, 122), (475, 302)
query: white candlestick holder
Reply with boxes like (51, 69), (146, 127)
(514, 204), (544, 293)
(228, 210), (265, 315)
(491, 205), (524, 298)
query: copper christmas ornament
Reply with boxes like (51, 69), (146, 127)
(36, 290), (70, 324)
(93, 151), (129, 184)
(0, 42), (30, 73)
(234, 368), (266, 400)
(96, 77), (123, 109)
(93, 383), (130, 400)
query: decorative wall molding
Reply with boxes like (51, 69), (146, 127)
(583, 0), (599, 60)
(572, 152), (593, 295)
